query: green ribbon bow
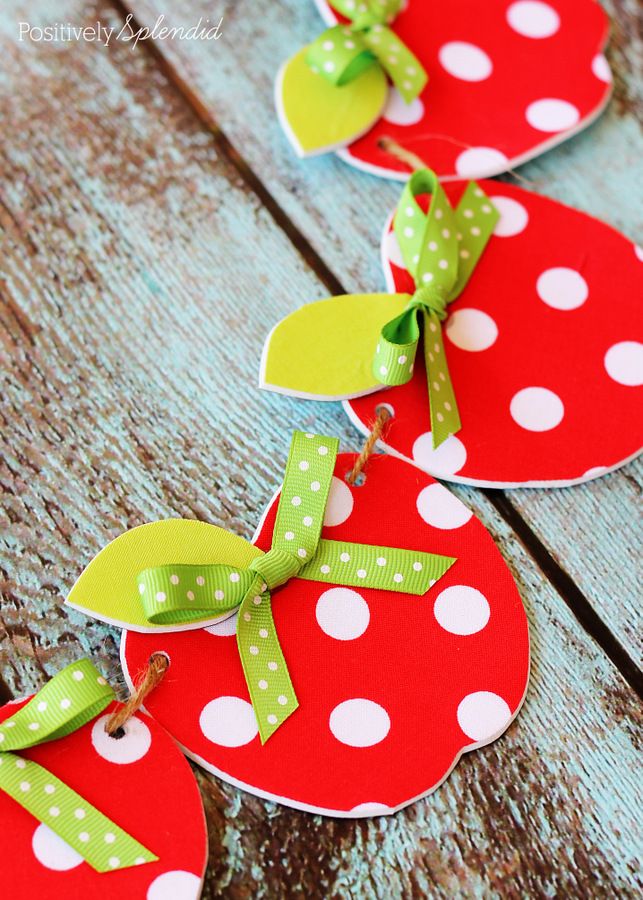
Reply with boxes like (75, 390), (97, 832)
(306, 0), (427, 103)
(0, 660), (157, 872)
(373, 169), (500, 448)
(137, 431), (456, 743)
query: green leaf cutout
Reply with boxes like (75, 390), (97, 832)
(276, 46), (388, 157)
(66, 519), (262, 632)
(260, 293), (411, 399)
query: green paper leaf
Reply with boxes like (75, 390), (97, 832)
(276, 46), (388, 157)
(66, 519), (261, 631)
(260, 293), (411, 400)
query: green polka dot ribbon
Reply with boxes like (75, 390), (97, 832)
(0, 659), (157, 872)
(373, 169), (500, 448)
(138, 431), (456, 743)
(306, 0), (427, 103)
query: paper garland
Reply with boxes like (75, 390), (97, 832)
(1, 668), (207, 898)
(310, 0), (612, 179)
(120, 451), (529, 816)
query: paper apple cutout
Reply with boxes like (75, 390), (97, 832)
(121, 452), (529, 816)
(343, 181), (643, 486)
(1, 693), (207, 899)
(311, 0), (612, 179)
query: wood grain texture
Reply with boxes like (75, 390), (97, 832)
(121, 0), (643, 667)
(0, 1), (641, 897)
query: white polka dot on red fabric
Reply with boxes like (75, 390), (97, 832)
(91, 714), (151, 764)
(510, 387), (564, 431)
(32, 824), (83, 871)
(457, 691), (512, 742)
(434, 585), (490, 635)
(147, 870), (202, 900)
(438, 42), (493, 82)
(384, 229), (406, 268)
(455, 147), (509, 178)
(324, 476), (354, 526)
(204, 612), (238, 637)
(350, 802), (392, 815)
(329, 699), (390, 747)
(634, 245), (643, 262)
(412, 432), (467, 476)
(604, 341), (643, 386)
(592, 53), (611, 83)
(490, 196), (529, 237)
(382, 87), (425, 125)
(316, 588), (370, 640)
(446, 308), (498, 351)
(526, 98), (580, 132)
(199, 696), (258, 747)
(416, 482), (473, 530)
(537, 267), (588, 310)
(506, 1), (560, 38)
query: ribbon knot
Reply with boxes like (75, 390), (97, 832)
(305, 0), (427, 103)
(372, 169), (500, 449)
(409, 284), (448, 321)
(136, 432), (456, 744)
(0, 660), (157, 872)
(248, 548), (301, 591)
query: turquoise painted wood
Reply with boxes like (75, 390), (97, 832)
(0, 0), (641, 897)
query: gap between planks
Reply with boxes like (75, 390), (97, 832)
(112, 0), (642, 700)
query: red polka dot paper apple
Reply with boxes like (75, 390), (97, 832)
(261, 170), (642, 487)
(68, 433), (530, 817)
(1, 663), (206, 900)
(345, 181), (643, 485)
(299, 0), (612, 178)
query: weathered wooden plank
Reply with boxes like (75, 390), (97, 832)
(122, 0), (643, 665)
(0, 2), (641, 897)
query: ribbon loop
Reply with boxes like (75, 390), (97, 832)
(138, 564), (249, 625)
(306, 25), (375, 88)
(373, 169), (499, 447)
(305, 0), (426, 103)
(0, 660), (157, 872)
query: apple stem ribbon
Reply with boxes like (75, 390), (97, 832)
(137, 431), (456, 743)
(0, 660), (157, 872)
(373, 168), (500, 448)
(306, 0), (427, 103)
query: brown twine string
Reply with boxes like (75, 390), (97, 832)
(105, 653), (169, 736)
(377, 136), (537, 187)
(378, 136), (426, 172)
(347, 406), (391, 485)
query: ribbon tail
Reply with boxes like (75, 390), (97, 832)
(365, 26), (427, 102)
(300, 539), (456, 592)
(236, 576), (299, 744)
(0, 752), (157, 872)
(451, 181), (500, 299)
(422, 311), (461, 449)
